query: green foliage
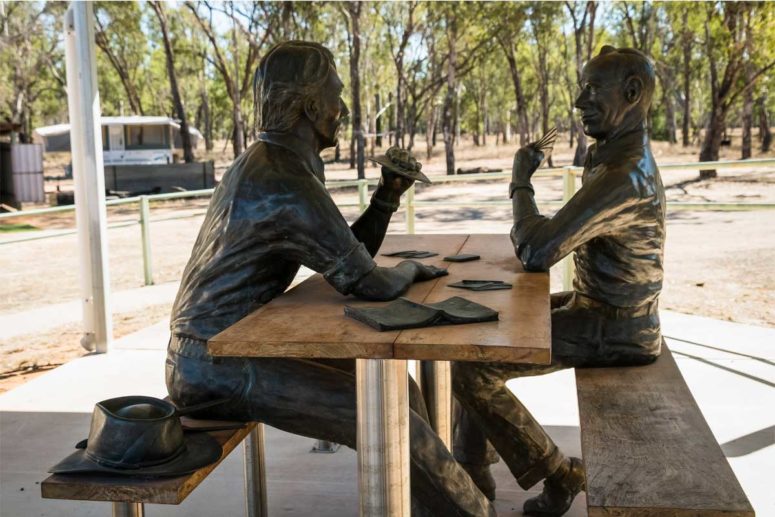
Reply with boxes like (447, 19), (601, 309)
(1, 0), (773, 156)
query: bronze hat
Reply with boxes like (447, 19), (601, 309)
(369, 146), (431, 184)
(48, 396), (223, 477)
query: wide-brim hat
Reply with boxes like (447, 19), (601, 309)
(369, 154), (432, 184)
(49, 396), (224, 477)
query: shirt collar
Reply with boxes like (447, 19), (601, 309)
(256, 131), (325, 181)
(587, 127), (647, 168)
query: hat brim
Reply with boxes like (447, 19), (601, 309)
(369, 155), (431, 184)
(48, 432), (222, 477)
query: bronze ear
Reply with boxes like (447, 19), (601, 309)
(304, 98), (319, 122)
(624, 76), (643, 104)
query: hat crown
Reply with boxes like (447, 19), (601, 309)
(85, 396), (185, 469)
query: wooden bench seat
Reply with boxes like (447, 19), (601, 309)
(42, 419), (260, 510)
(576, 344), (754, 516)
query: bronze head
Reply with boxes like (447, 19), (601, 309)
(253, 41), (349, 149)
(574, 46), (655, 141)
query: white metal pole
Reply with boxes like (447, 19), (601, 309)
(65, 2), (113, 353)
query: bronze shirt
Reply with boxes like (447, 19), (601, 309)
(170, 132), (377, 342)
(512, 129), (665, 309)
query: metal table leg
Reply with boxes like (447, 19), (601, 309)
(112, 502), (143, 517)
(244, 423), (268, 517)
(356, 358), (410, 516)
(420, 361), (452, 448)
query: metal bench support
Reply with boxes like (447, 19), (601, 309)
(419, 360), (453, 448)
(112, 502), (143, 517)
(244, 423), (268, 517)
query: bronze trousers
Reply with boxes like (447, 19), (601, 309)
(452, 291), (660, 489)
(166, 335), (495, 517)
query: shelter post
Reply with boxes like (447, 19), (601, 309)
(64, 2), (113, 353)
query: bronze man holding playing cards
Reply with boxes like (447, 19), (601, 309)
(453, 46), (666, 515)
(166, 41), (494, 516)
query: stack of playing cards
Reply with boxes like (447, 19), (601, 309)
(448, 279), (512, 291)
(443, 254), (480, 263)
(382, 250), (439, 259)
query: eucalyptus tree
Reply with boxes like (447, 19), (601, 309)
(699, 2), (775, 167)
(149, 1), (193, 162)
(94, 2), (147, 115)
(185, 1), (277, 156)
(0, 1), (66, 139)
(564, 0), (596, 165)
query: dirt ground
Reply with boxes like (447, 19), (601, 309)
(1, 134), (773, 393)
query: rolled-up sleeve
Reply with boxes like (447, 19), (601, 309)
(266, 171), (377, 294)
(511, 166), (652, 271)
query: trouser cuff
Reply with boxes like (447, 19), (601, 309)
(515, 445), (565, 490)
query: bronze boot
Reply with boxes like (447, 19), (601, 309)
(523, 457), (585, 516)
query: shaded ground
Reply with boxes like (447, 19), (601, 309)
(1, 136), (773, 390)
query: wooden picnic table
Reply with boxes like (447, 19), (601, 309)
(209, 233), (551, 515)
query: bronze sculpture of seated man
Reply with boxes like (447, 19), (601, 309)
(166, 41), (494, 516)
(452, 46), (666, 516)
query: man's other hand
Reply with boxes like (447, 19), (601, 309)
(350, 261), (447, 301)
(379, 165), (415, 198)
(512, 145), (545, 185)
(398, 260), (448, 282)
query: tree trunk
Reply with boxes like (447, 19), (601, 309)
(481, 93), (487, 146)
(388, 92), (395, 147)
(375, 92), (382, 148)
(443, 16), (457, 175)
(503, 46), (529, 146)
(758, 95), (772, 152)
(346, 3), (365, 178)
(665, 88), (677, 144)
(230, 20), (244, 157)
(426, 104), (436, 160)
(699, 105), (726, 178)
(349, 127), (356, 169)
(741, 66), (754, 160)
(681, 13), (692, 147)
(198, 55), (213, 151)
(151, 2), (193, 163)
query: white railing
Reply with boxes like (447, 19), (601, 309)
(1, 158), (774, 289)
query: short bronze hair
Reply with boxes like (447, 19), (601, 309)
(593, 46), (656, 109)
(253, 41), (336, 132)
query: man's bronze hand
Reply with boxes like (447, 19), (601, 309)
(512, 127), (558, 190)
(379, 165), (415, 198)
(512, 146), (546, 185)
(398, 260), (448, 282)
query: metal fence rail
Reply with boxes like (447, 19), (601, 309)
(1, 158), (774, 288)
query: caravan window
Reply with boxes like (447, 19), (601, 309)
(125, 125), (169, 150)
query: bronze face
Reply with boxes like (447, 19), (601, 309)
(574, 50), (650, 141)
(310, 69), (349, 149)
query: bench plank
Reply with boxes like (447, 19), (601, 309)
(576, 345), (754, 516)
(41, 420), (255, 505)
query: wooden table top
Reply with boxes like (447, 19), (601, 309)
(208, 234), (550, 364)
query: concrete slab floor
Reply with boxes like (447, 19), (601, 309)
(1, 309), (773, 516)
(0, 410), (585, 517)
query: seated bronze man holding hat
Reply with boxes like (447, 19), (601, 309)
(166, 41), (494, 516)
(453, 46), (666, 516)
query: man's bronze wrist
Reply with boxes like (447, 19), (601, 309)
(370, 196), (400, 213)
(509, 182), (535, 198)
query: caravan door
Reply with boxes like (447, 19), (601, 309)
(105, 125), (124, 164)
